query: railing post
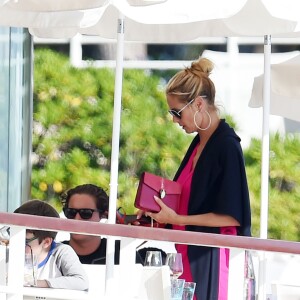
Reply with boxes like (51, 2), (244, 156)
(0, 246), (7, 300)
(0, 244), (7, 286)
(70, 33), (82, 68)
(228, 248), (245, 300)
(119, 237), (142, 299)
(7, 226), (25, 300)
(258, 252), (267, 300)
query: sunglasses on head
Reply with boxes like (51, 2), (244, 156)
(168, 95), (207, 119)
(63, 207), (103, 220)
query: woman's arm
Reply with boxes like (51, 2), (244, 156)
(172, 212), (240, 227)
(146, 196), (240, 227)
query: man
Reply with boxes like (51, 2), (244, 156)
(62, 184), (168, 266)
(61, 184), (120, 264)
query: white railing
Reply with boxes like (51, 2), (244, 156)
(1, 212), (300, 300)
(33, 35), (300, 70)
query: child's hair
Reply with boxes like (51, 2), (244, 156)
(14, 199), (60, 242)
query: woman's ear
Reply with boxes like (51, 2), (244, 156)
(195, 96), (204, 110)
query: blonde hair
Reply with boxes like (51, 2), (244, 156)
(166, 57), (216, 107)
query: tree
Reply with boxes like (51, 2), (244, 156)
(32, 49), (191, 212)
(244, 133), (300, 240)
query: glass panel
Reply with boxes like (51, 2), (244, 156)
(0, 27), (32, 212)
(0, 27), (10, 212)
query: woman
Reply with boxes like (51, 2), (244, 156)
(141, 57), (251, 300)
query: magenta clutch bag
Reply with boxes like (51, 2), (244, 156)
(134, 172), (182, 213)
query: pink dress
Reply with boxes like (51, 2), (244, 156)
(173, 144), (237, 300)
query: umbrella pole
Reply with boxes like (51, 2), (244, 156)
(105, 14), (125, 297)
(258, 34), (271, 300)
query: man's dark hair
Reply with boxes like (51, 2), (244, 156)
(61, 184), (109, 217)
(14, 199), (59, 242)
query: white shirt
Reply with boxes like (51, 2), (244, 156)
(37, 242), (89, 290)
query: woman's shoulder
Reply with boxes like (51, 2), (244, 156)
(210, 120), (242, 150)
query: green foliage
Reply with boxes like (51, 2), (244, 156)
(32, 49), (300, 241)
(32, 49), (191, 212)
(244, 133), (300, 240)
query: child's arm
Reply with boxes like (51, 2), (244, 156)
(45, 244), (89, 291)
(37, 280), (50, 288)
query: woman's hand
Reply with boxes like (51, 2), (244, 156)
(145, 196), (178, 225)
(136, 209), (146, 220)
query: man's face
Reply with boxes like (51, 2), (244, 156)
(67, 193), (102, 241)
(68, 194), (101, 222)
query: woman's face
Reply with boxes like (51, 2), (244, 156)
(167, 94), (197, 134)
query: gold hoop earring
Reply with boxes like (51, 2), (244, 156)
(193, 110), (212, 131)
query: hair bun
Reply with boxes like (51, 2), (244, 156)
(188, 57), (214, 77)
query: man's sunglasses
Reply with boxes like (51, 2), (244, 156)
(168, 95), (207, 119)
(63, 207), (103, 220)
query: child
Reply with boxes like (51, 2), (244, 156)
(14, 199), (89, 291)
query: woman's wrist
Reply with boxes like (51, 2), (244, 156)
(177, 214), (186, 226)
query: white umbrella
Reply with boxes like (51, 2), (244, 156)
(80, 0), (298, 40)
(0, 0), (107, 11)
(249, 52), (300, 122)
(1, 0), (299, 39)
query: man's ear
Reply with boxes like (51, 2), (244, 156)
(103, 210), (108, 219)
